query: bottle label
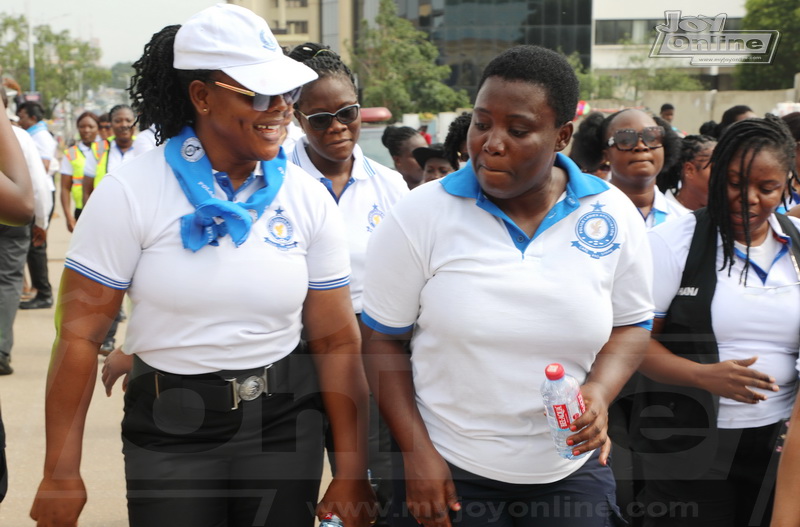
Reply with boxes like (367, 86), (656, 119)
(551, 393), (586, 430)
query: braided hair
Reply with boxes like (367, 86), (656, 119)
(288, 42), (356, 98)
(569, 111), (607, 173)
(128, 25), (214, 145)
(443, 112), (471, 169)
(108, 104), (133, 121)
(382, 125), (421, 156)
(657, 134), (716, 193)
(707, 114), (796, 281)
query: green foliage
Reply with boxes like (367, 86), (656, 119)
(736, 0), (800, 89)
(566, 52), (615, 100)
(350, 0), (469, 119)
(110, 62), (135, 90)
(622, 42), (705, 100)
(0, 13), (110, 115)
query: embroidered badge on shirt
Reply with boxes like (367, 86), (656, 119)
(366, 204), (385, 233)
(571, 202), (620, 259)
(181, 137), (204, 162)
(264, 207), (298, 250)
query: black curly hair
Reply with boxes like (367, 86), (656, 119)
(288, 42), (356, 103)
(708, 114), (796, 281)
(657, 134), (717, 193)
(569, 111), (607, 173)
(128, 24), (215, 145)
(443, 112), (471, 169)
(381, 125), (421, 156)
(477, 45), (579, 126)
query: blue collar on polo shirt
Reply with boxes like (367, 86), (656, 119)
(730, 214), (793, 285)
(440, 152), (609, 252)
(26, 121), (48, 136)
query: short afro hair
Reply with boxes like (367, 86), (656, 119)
(476, 45), (579, 126)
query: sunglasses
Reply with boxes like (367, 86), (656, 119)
(213, 81), (302, 111)
(607, 126), (665, 151)
(99, 124), (111, 130)
(296, 104), (361, 130)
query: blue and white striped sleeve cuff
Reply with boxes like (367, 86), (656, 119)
(308, 275), (350, 291)
(65, 258), (130, 290)
(361, 311), (414, 335)
(654, 311), (667, 319)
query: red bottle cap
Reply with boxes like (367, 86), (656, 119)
(545, 363), (565, 380)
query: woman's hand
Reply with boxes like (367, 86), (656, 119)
(317, 476), (377, 527)
(699, 356), (778, 403)
(30, 476), (87, 527)
(566, 382), (611, 460)
(402, 447), (461, 527)
(101, 347), (132, 396)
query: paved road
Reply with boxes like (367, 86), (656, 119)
(0, 209), (334, 526)
(0, 213), (129, 525)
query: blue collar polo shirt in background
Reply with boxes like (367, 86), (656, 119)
(291, 139), (408, 313)
(649, 212), (800, 429)
(362, 153), (654, 484)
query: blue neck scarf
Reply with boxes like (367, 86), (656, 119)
(165, 125), (286, 252)
(26, 121), (47, 136)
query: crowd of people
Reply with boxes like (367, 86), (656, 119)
(1, 3), (799, 527)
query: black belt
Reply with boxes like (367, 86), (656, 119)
(132, 348), (301, 413)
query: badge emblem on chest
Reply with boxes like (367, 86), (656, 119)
(264, 207), (298, 250)
(366, 204), (385, 233)
(571, 201), (620, 259)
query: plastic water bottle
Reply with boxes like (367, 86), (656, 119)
(320, 512), (344, 526)
(541, 363), (588, 460)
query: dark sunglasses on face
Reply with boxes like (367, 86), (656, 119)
(296, 104), (361, 130)
(99, 124), (111, 130)
(607, 126), (665, 151)
(213, 81), (302, 111)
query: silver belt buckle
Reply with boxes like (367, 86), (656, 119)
(228, 366), (270, 410)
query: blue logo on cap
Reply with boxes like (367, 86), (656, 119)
(260, 30), (278, 51)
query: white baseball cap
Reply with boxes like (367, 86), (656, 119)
(173, 3), (317, 96)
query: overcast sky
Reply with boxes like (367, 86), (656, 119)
(6, 0), (222, 67)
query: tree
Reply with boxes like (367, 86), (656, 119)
(110, 62), (135, 90)
(0, 13), (110, 115)
(566, 52), (615, 100)
(620, 42), (705, 100)
(350, 0), (469, 119)
(736, 0), (800, 90)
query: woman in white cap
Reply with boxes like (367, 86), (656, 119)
(30, 5), (375, 527)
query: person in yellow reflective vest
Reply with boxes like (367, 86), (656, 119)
(83, 104), (144, 204)
(59, 112), (106, 232)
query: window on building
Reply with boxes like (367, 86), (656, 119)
(287, 20), (308, 34)
(286, 0), (308, 7)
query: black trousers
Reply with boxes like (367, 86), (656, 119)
(640, 421), (783, 527)
(122, 354), (326, 527)
(27, 188), (54, 300)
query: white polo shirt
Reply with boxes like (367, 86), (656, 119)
(83, 138), (146, 178)
(290, 140), (408, 313)
(649, 213), (800, 429)
(362, 154), (654, 484)
(638, 188), (685, 228)
(26, 122), (58, 166)
(66, 145), (351, 374)
(13, 126), (52, 229)
(662, 188), (692, 218)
